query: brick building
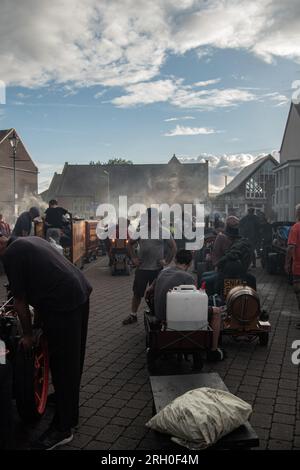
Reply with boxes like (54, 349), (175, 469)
(0, 129), (38, 221)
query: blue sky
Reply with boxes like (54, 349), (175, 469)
(1, 0), (300, 192)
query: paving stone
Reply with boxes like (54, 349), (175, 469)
(71, 433), (93, 449)
(273, 413), (295, 425)
(276, 396), (297, 406)
(77, 425), (100, 437)
(122, 425), (148, 440)
(270, 423), (294, 441)
(84, 415), (110, 429)
(95, 425), (125, 443)
(96, 407), (119, 418)
(109, 437), (139, 450)
(106, 398), (128, 409)
(275, 404), (296, 415)
(268, 439), (292, 450)
(118, 407), (141, 419)
(250, 412), (272, 429)
(84, 440), (110, 450)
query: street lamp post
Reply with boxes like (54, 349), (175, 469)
(103, 170), (110, 204)
(9, 130), (19, 220)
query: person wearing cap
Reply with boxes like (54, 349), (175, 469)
(12, 207), (40, 237)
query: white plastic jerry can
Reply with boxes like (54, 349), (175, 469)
(166, 284), (208, 331)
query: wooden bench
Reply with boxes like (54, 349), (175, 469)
(150, 372), (259, 450)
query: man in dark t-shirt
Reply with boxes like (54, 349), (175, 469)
(0, 235), (92, 450)
(45, 199), (69, 230)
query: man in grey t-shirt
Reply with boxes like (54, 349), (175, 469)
(152, 249), (225, 361)
(154, 265), (194, 322)
(122, 208), (177, 325)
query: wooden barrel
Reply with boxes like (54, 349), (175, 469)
(226, 285), (260, 325)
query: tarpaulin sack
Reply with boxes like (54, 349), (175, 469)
(146, 387), (252, 450)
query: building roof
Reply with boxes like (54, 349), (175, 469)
(41, 172), (63, 200)
(43, 158), (208, 198)
(168, 154), (181, 165)
(279, 101), (300, 157)
(217, 154), (278, 196)
(0, 128), (13, 145)
(56, 164), (106, 197)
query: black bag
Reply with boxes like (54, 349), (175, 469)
(217, 237), (252, 274)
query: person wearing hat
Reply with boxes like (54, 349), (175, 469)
(12, 207), (40, 237)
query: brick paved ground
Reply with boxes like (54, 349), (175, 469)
(1, 256), (300, 450)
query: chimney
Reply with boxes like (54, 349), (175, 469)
(224, 175), (228, 187)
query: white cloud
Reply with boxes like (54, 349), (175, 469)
(1, 1), (300, 90)
(265, 92), (290, 107)
(179, 151), (280, 192)
(193, 79), (221, 87)
(94, 90), (107, 99)
(112, 78), (257, 109)
(164, 116), (195, 122)
(164, 125), (218, 136)
(171, 87), (256, 109)
(111, 79), (180, 107)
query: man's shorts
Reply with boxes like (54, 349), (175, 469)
(133, 269), (161, 298)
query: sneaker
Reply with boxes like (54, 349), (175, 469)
(207, 348), (227, 362)
(31, 427), (73, 450)
(122, 314), (137, 325)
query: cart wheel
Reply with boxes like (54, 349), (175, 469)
(146, 349), (157, 373)
(192, 352), (203, 371)
(15, 335), (49, 423)
(259, 332), (269, 347)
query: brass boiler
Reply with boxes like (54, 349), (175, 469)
(226, 284), (260, 330)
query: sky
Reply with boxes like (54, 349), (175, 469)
(1, 0), (300, 193)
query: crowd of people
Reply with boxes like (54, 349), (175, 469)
(0, 202), (300, 450)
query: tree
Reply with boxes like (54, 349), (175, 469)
(89, 158), (133, 165)
(106, 158), (133, 165)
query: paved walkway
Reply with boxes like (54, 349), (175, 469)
(1, 257), (300, 450)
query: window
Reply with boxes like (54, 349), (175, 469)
(245, 159), (275, 199)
